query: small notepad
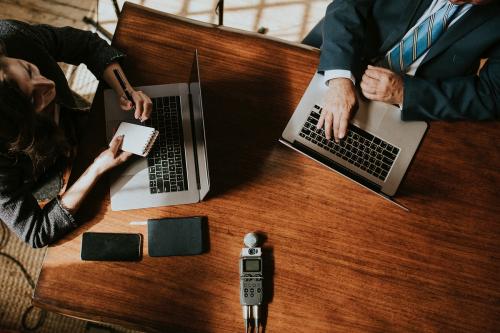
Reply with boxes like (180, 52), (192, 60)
(111, 122), (159, 157)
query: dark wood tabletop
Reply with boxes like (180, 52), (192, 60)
(33, 3), (500, 333)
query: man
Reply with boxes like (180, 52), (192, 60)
(303, 0), (500, 142)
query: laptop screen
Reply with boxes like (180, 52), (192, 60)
(188, 50), (210, 198)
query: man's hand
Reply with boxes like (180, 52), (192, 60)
(361, 65), (404, 105)
(119, 89), (153, 123)
(317, 78), (357, 142)
(92, 135), (132, 176)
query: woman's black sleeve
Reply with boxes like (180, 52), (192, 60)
(0, 163), (77, 248)
(26, 22), (125, 79)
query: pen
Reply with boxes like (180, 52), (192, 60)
(113, 69), (136, 113)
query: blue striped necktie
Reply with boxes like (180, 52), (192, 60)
(385, 3), (461, 73)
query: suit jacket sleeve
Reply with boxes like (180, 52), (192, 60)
(318, 0), (373, 73)
(20, 20), (125, 79)
(402, 44), (500, 120)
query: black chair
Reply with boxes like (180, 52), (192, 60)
(83, 0), (225, 42)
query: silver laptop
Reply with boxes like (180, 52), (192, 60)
(280, 72), (427, 210)
(104, 51), (209, 211)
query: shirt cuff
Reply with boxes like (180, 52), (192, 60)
(55, 196), (76, 226)
(324, 70), (356, 86)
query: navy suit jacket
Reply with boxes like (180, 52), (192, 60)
(318, 0), (500, 121)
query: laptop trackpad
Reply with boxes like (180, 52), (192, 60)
(352, 100), (387, 130)
(121, 158), (148, 176)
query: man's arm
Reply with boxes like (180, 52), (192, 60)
(318, 0), (373, 73)
(317, 0), (373, 141)
(402, 47), (500, 120)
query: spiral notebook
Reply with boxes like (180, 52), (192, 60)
(111, 122), (159, 157)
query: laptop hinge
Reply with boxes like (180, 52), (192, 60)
(291, 140), (382, 193)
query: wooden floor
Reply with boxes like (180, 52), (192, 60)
(0, 0), (96, 27)
(0, 0), (327, 42)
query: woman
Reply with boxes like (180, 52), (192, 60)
(0, 19), (152, 248)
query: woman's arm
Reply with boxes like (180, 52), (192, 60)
(19, 20), (125, 79)
(7, 21), (152, 120)
(60, 135), (131, 214)
(0, 136), (130, 248)
(102, 62), (153, 122)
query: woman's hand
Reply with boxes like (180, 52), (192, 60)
(59, 135), (132, 215)
(102, 63), (153, 122)
(92, 135), (132, 176)
(119, 89), (153, 123)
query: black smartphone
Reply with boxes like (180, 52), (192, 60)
(81, 232), (142, 261)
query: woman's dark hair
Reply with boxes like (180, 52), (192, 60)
(0, 40), (71, 176)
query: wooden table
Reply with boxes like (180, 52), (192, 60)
(34, 3), (500, 332)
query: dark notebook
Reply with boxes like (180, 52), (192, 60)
(148, 216), (206, 257)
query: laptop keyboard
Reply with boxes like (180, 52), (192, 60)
(299, 105), (400, 181)
(144, 96), (189, 194)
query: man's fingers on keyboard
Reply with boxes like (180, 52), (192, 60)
(317, 109), (326, 130)
(324, 112), (333, 140)
(333, 112), (341, 143)
(339, 112), (350, 139)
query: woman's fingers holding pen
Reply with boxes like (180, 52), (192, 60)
(119, 95), (134, 111)
(141, 91), (153, 122)
(119, 90), (152, 122)
(130, 90), (153, 122)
